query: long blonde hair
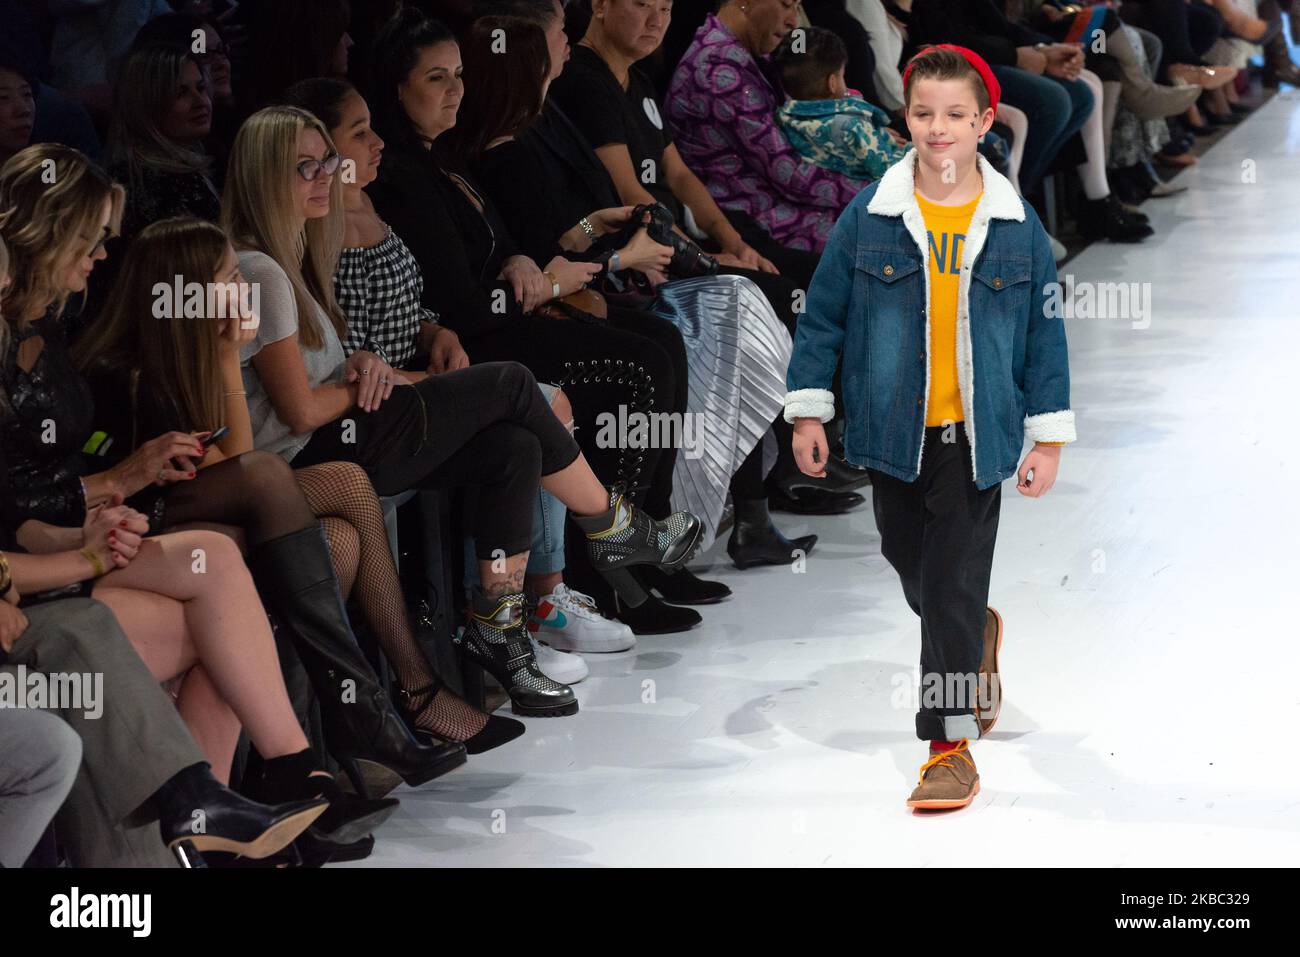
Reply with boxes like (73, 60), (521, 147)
(0, 144), (124, 335)
(108, 45), (213, 187)
(220, 105), (346, 350)
(73, 217), (230, 435)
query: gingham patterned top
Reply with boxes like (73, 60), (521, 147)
(334, 226), (437, 370)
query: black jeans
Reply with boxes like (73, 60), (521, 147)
(293, 361), (581, 560)
(868, 425), (1002, 742)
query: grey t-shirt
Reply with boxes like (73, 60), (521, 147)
(238, 250), (347, 462)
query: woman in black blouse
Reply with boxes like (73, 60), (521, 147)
(0, 144), (462, 810)
(366, 10), (733, 633)
(106, 44), (223, 243)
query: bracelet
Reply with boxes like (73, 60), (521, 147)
(224, 390), (247, 397)
(578, 217), (597, 239)
(543, 270), (562, 299)
(0, 551), (12, 597)
(79, 546), (107, 578)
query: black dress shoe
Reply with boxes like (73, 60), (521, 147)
(767, 485), (865, 515)
(460, 716), (526, 756)
(727, 497), (818, 570)
(155, 762), (327, 863)
(639, 564), (732, 604)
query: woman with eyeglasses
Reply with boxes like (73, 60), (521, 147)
(222, 105), (705, 716)
(132, 11), (240, 154)
(0, 144), (465, 817)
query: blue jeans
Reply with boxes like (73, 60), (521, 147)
(990, 65), (1095, 195)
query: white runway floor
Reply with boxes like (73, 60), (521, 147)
(355, 89), (1300, 867)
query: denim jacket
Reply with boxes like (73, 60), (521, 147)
(784, 149), (1075, 489)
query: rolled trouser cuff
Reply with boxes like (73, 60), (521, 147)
(916, 711), (981, 743)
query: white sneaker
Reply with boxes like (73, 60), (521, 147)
(529, 636), (589, 684)
(529, 584), (637, 653)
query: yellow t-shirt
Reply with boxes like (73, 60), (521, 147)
(916, 190), (981, 427)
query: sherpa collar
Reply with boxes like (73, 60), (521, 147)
(867, 148), (1025, 222)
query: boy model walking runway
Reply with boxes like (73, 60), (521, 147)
(784, 45), (1075, 810)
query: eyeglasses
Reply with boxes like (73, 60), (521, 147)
(81, 233), (109, 257)
(296, 152), (342, 182)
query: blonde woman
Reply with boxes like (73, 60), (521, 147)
(106, 44), (222, 240)
(76, 216), (527, 755)
(222, 106), (704, 717)
(0, 143), (460, 816)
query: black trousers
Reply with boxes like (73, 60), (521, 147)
(1120, 0), (1224, 77)
(293, 361), (581, 560)
(867, 425), (1001, 742)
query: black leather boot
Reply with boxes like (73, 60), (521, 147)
(727, 498), (818, 570)
(639, 564), (732, 605)
(155, 762), (326, 863)
(248, 525), (467, 790)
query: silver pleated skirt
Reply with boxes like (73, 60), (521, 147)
(644, 274), (792, 552)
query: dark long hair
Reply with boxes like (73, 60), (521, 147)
(280, 77), (357, 133)
(368, 7), (458, 155)
(445, 16), (551, 166)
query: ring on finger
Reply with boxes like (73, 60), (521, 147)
(361, 367), (371, 376)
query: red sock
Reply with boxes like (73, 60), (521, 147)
(930, 740), (959, 752)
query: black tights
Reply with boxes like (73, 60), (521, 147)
(159, 450), (316, 546)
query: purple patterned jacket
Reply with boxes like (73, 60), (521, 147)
(665, 14), (869, 252)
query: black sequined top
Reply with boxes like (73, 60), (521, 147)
(0, 312), (98, 527)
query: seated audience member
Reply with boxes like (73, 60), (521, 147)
(662, 0), (868, 254)
(132, 10), (241, 152)
(451, 7), (854, 568)
(0, 60), (36, 169)
(282, 77), (639, 663)
(364, 11), (735, 634)
(221, 103), (703, 698)
(75, 216), (525, 755)
(772, 27), (909, 180)
(0, 143), (460, 795)
(106, 44), (222, 241)
(0, 591), (319, 868)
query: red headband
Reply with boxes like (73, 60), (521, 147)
(902, 44), (1001, 115)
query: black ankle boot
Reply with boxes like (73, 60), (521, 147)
(572, 486), (703, 609)
(639, 564), (732, 605)
(248, 525), (467, 789)
(456, 589), (579, 717)
(1078, 195), (1155, 242)
(612, 575), (703, 635)
(251, 749), (400, 845)
(154, 762), (327, 863)
(767, 484), (865, 515)
(727, 498), (818, 570)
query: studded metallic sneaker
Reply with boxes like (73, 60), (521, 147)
(571, 487), (703, 608)
(906, 740), (980, 811)
(455, 590), (579, 717)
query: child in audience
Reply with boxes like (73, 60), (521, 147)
(773, 27), (909, 181)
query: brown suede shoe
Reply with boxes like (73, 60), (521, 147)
(978, 606), (1003, 735)
(906, 740), (980, 810)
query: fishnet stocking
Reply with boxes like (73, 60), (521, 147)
(294, 461), (489, 741)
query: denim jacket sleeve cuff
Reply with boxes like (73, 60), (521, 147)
(784, 388), (836, 423)
(1024, 409), (1077, 444)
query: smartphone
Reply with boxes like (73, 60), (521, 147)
(201, 426), (231, 450)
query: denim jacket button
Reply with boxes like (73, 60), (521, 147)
(883, 264), (894, 276)
(993, 277), (1003, 289)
